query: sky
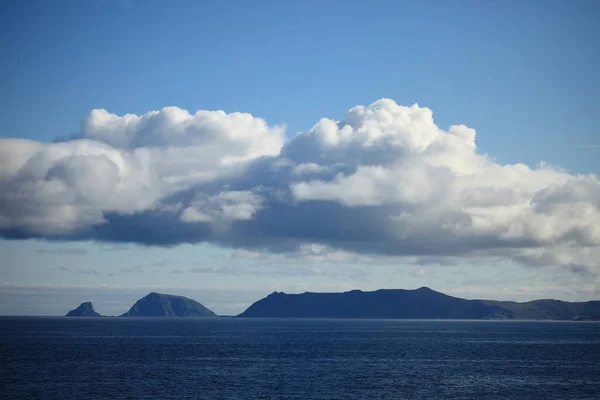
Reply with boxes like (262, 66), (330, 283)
(1, 0), (599, 316)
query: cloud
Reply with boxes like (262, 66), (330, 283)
(0, 107), (284, 235)
(115, 265), (144, 274)
(36, 247), (88, 255)
(410, 268), (428, 278)
(54, 266), (100, 275)
(181, 190), (263, 223)
(169, 248), (372, 280)
(1, 100), (600, 275)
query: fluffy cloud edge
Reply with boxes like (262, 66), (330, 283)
(1, 99), (599, 276)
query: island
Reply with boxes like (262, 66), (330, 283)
(63, 288), (600, 320)
(237, 287), (600, 320)
(120, 292), (217, 317)
(65, 302), (102, 317)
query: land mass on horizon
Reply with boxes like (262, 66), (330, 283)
(239, 287), (600, 320)
(120, 292), (217, 317)
(64, 287), (600, 320)
(65, 302), (101, 317)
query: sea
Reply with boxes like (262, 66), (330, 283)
(1, 318), (599, 399)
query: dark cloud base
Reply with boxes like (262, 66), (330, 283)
(1, 100), (599, 273)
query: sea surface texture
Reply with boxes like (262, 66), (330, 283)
(1, 318), (599, 399)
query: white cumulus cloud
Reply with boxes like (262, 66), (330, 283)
(1, 99), (599, 275)
(0, 107), (284, 234)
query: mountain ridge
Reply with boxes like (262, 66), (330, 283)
(62, 288), (600, 320)
(237, 287), (600, 320)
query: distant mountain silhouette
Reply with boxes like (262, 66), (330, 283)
(238, 287), (600, 320)
(66, 302), (101, 317)
(120, 292), (217, 317)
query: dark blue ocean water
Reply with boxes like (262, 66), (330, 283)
(1, 318), (599, 399)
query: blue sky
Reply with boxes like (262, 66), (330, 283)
(1, 0), (599, 315)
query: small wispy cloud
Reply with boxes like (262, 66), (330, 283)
(152, 260), (171, 267)
(117, 265), (144, 274)
(170, 269), (185, 274)
(54, 266), (99, 275)
(410, 268), (428, 277)
(97, 244), (133, 252)
(37, 248), (88, 255)
(571, 144), (600, 149)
